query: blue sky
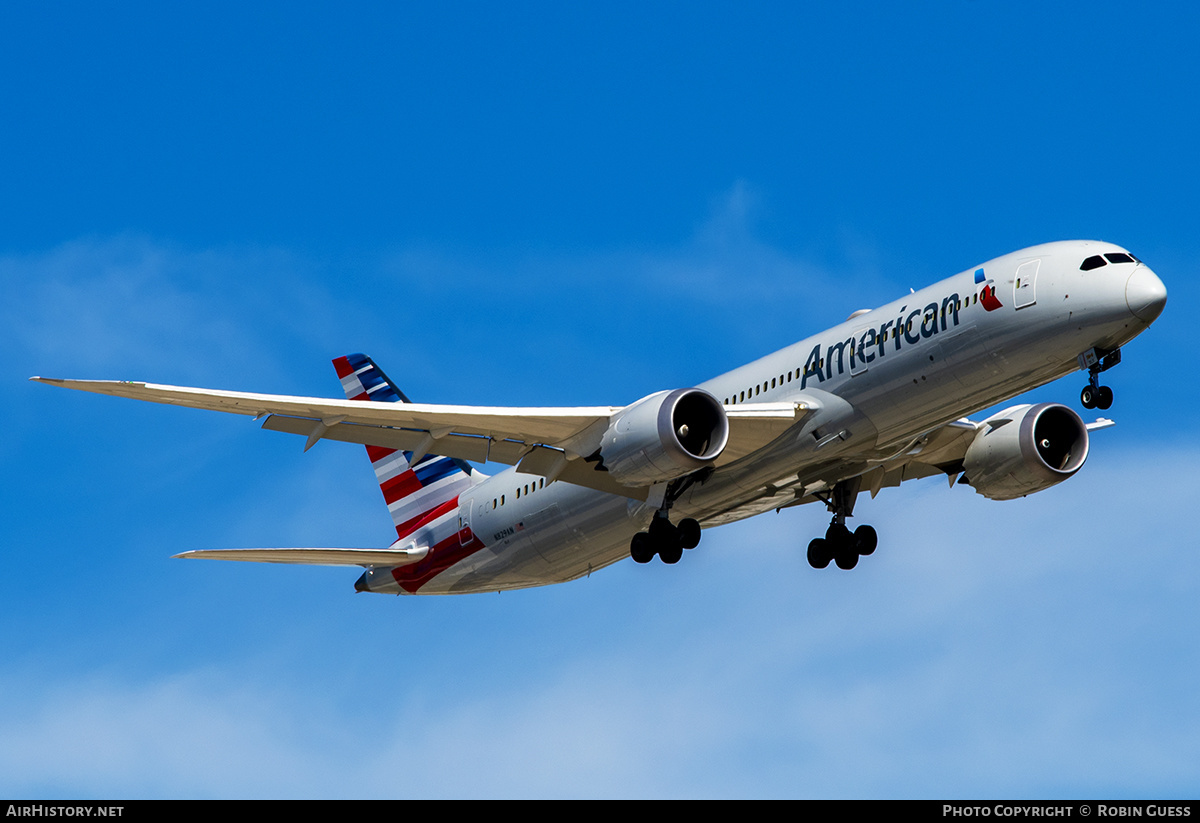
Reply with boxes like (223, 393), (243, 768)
(2, 2), (1197, 798)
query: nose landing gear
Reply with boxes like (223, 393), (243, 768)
(1079, 347), (1120, 410)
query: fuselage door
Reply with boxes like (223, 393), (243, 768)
(459, 498), (473, 546)
(850, 327), (872, 375)
(1014, 259), (1039, 309)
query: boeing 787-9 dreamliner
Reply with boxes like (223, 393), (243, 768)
(34, 240), (1167, 594)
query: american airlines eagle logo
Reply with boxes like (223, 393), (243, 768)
(975, 267), (1003, 311)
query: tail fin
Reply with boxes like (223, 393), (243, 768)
(332, 354), (482, 541)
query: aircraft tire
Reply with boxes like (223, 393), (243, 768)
(631, 533), (655, 564)
(807, 538), (832, 569)
(649, 517), (678, 543)
(678, 518), (701, 549)
(1096, 386), (1113, 410)
(659, 543), (683, 564)
(1081, 386), (1096, 409)
(826, 523), (851, 544)
(834, 549), (859, 570)
(854, 525), (878, 556)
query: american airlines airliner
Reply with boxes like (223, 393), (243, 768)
(34, 240), (1167, 594)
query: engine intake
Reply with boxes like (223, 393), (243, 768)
(600, 388), (729, 486)
(963, 403), (1089, 500)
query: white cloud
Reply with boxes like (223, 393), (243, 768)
(1, 236), (336, 385)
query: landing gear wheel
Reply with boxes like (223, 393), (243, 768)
(677, 518), (701, 550)
(826, 523), (851, 544)
(853, 525), (877, 556)
(808, 478), (879, 569)
(659, 542), (683, 564)
(630, 532), (655, 564)
(1080, 347), (1122, 411)
(649, 516), (678, 544)
(807, 538), (832, 569)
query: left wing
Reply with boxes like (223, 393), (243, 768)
(31, 377), (806, 499)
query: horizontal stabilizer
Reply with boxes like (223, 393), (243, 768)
(173, 547), (428, 567)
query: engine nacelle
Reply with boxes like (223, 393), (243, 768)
(600, 388), (729, 486)
(963, 403), (1089, 500)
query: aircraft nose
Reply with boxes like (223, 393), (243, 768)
(1126, 265), (1167, 324)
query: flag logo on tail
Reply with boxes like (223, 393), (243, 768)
(332, 354), (481, 542)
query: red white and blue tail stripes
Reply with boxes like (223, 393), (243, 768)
(332, 354), (480, 542)
(334, 352), (410, 403)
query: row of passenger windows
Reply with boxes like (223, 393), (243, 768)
(725, 372), (795, 405)
(1080, 252), (1138, 271)
(491, 477), (546, 510)
(720, 296), (982, 405)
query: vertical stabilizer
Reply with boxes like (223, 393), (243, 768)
(332, 354), (482, 542)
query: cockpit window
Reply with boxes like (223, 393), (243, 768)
(1080, 255), (1107, 271)
(1104, 252), (1135, 264)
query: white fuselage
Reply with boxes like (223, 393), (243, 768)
(373, 240), (1164, 594)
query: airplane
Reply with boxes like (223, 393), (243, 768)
(32, 240), (1167, 595)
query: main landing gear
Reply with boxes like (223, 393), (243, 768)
(1079, 347), (1120, 411)
(629, 471), (708, 565)
(806, 478), (878, 570)
(630, 514), (701, 565)
(807, 522), (877, 570)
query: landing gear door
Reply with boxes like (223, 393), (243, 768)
(1014, 259), (1039, 309)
